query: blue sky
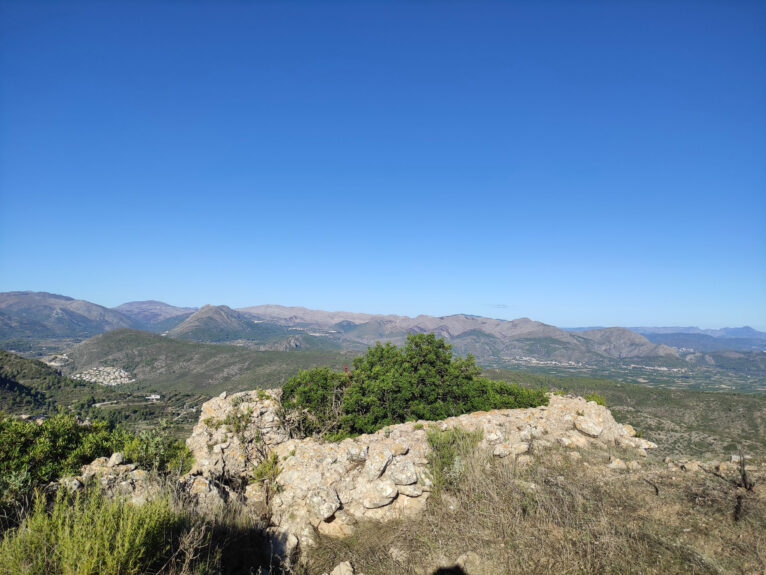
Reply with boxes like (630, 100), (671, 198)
(1, 1), (764, 329)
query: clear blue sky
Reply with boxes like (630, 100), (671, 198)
(1, 1), (764, 329)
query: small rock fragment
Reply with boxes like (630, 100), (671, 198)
(364, 448), (393, 480)
(362, 479), (398, 509)
(308, 487), (341, 521)
(574, 416), (603, 438)
(607, 458), (627, 471)
(330, 562), (354, 575)
(387, 459), (418, 485)
(108, 452), (125, 467)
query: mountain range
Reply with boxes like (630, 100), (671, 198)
(1, 292), (764, 369)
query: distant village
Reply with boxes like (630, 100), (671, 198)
(71, 366), (135, 386)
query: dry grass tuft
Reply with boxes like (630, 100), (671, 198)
(304, 446), (766, 575)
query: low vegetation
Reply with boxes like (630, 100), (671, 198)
(0, 490), (183, 575)
(281, 334), (548, 438)
(425, 427), (483, 492)
(0, 483), (277, 575)
(0, 412), (190, 532)
(305, 442), (766, 575)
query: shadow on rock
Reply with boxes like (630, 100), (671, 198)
(432, 567), (467, 575)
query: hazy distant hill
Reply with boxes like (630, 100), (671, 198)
(112, 300), (196, 331)
(66, 329), (352, 394)
(166, 304), (294, 343)
(632, 326), (766, 339)
(643, 332), (766, 352)
(238, 305), (678, 365)
(4, 292), (763, 374)
(0, 292), (136, 340)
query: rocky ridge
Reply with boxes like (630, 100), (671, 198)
(184, 389), (656, 550)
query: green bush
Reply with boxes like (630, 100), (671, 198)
(0, 489), (185, 575)
(117, 423), (193, 475)
(280, 334), (548, 438)
(340, 334), (547, 434)
(0, 414), (117, 488)
(584, 393), (606, 406)
(281, 366), (349, 436)
(0, 414), (190, 486)
(0, 413), (192, 531)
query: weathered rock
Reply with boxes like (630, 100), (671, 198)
(181, 475), (232, 512)
(485, 430), (503, 444)
(61, 476), (83, 493)
(398, 483), (424, 497)
(493, 442), (530, 458)
(386, 459), (418, 485)
(617, 436), (658, 450)
(244, 482), (270, 518)
(329, 562), (354, 575)
(558, 434), (588, 449)
(347, 445), (369, 462)
(318, 512), (356, 538)
(75, 457), (160, 505)
(364, 448), (393, 480)
(185, 389), (287, 482)
(267, 527), (299, 565)
(574, 416), (603, 438)
(390, 441), (409, 456)
(308, 487), (341, 521)
(681, 461), (701, 473)
(108, 452), (125, 467)
(607, 457), (627, 471)
(185, 389), (655, 551)
(362, 479), (398, 509)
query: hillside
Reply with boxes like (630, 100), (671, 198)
(0, 349), (125, 416)
(167, 304), (293, 343)
(644, 332), (766, 352)
(66, 329), (354, 395)
(112, 300), (196, 330)
(632, 325), (766, 339)
(239, 305), (678, 365)
(0, 292), (136, 339)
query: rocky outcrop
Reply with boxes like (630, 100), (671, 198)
(186, 389), (288, 482)
(185, 390), (653, 550)
(65, 453), (161, 505)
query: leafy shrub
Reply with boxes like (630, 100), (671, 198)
(0, 414), (117, 488)
(341, 334), (548, 434)
(281, 334), (548, 438)
(117, 423), (193, 474)
(0, 488), (204, 575)
(0, 413), (191, 531)
(584, 393), (606, 406)
(426, 427), (483, 492)
(281, 366), (349, 436)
